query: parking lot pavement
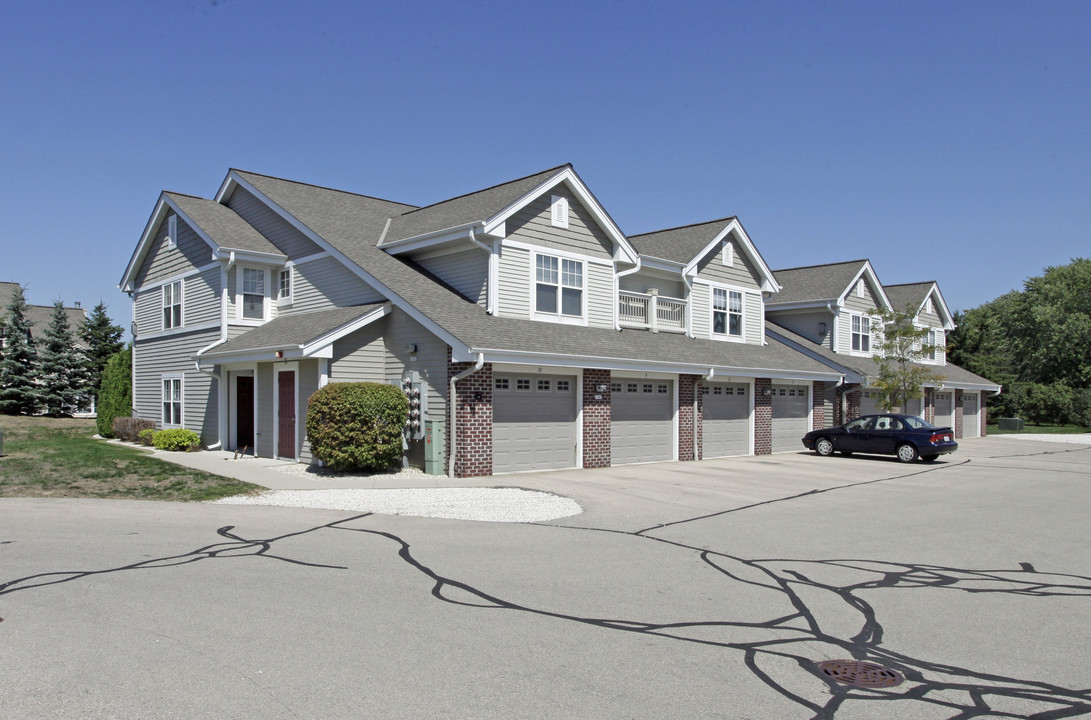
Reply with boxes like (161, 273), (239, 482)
(2, 436), (1089, 719)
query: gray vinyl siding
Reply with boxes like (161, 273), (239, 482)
(225, 186), (324, 259)
(383, 309), (447, 424)
(133, 287), (162, 336)
(693, 244), (762, 290)
(505, 190), (614, 260)
(691, 283), (710, 337)
(768, 310), (835, 349)
(587, 263), (614, 328)
(330, 323), (386, 382)
(298, 360), (320, 463)
(415, 250), (489, 307)
(133, 267), (220, 334)
(135, 213), (214, 287)
(286, 256), (386, 314)
(745, 292), (762, 345)
(256, 363), (274, 458)
(619, 274), (685, 300)
(132, 327), (221, 445)
(839, 287), (881, 355)
(497, 244), (531, 318)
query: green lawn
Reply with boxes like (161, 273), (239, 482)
(0, 415), (261, 501)
(987, 422), (1091, 435)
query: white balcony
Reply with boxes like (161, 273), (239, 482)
(618, 290), (687, 333)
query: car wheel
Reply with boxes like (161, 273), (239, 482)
(921, 455), (938, 463)
(896, 443), (919, 463)
(815, 438), (835, 456)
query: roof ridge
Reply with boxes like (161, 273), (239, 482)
(629, 216), (738, 238)
(774, 258), (869, 273)
(163, 191), (211, 201)
(394, 163), (571, 219)
(884, 281), (936, 288)
(231, 169), (418, 210)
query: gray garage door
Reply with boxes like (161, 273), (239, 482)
(611, 379), (674, 464)
(934, 391), (954, 428)
(861, 389), (884, 416)
(702, 383), (749, 458)
(493, 374), (577, 473)
(962, 392), (979, 437)
(771, 385), (809, 453)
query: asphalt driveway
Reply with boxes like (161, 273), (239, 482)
(2, 436), (1089, 719)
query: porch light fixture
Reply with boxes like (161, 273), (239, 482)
(130, 321), (138, 337)
(275, 350), (283, 359)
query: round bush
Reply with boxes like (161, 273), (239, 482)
(137, 428), (157, 446)
(306, 382), (408, 472)
(152, 428), (201, 452)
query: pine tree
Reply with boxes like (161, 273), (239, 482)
(0, 285), (40, 415)
(80, 300), (125, 396)
(38, 300), (90, 416)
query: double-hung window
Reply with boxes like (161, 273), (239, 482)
(851, 314), (871, 353)
(925, 329), (937, 361)
(535, 254), (583, 318)
(240, 268), (266, 320)
(162, 280), (182, 329)
(162, 375), (182, 427)
(712, 288), (743, 338)
(278, 268), (292, 303)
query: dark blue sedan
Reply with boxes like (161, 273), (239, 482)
(802, 413), (958, 463)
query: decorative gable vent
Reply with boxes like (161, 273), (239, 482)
(722, 240), (734, 267)
(924, 296), (933, 314)
(550, 194), (569, 229)
(856, 281), (865, 298)
(166, 214), (177, 249)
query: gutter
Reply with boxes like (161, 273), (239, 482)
(467, 227), (496, 315)
(448, 352), (485, 477)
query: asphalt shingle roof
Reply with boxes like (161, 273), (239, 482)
(205, 304), (387, 355)
(0, 282), (88, 346)
(167, 192), (285, 257)
(627, 218), (737, 264)
(884, 282), (934, 315)
(770, 260), (869, 305)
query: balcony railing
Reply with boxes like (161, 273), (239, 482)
(618, 290), (687, 333)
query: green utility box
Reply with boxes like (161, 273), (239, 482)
(998, 417), (1025, 431)
(424, 420), (445, 475)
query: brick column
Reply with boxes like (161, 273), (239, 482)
(841, 385), (862, 422)
(754, 378), (772, 455)
(678, 374), (699, 461)
(812, 381), (826, 430)
(582, 369), (611, 468)
(981, 395), (989, 437)
(954, 389), (964, 439)
(447, 357), (492, 478)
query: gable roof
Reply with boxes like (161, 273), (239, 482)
(885, 281), (955, 329)
(0, 282), (88, 345)
(769, 259), (890, 310)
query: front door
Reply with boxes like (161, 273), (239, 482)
(277, 370), (296, 459)
(236, 376), (254, 452)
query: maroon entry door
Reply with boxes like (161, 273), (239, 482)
(236, 376), (254, 451)
(277, 371), (296, 458)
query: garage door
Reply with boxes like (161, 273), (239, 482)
(771, 385), (809, 453)
(611, 379), (674, 464)
(962, 392), (980, 438)
(702, 383), (749, 458)
(861, 389), (884, 416)
(905, 396), (923, 418)
(934, 391), (953, 429)
(493, 374), (577, 473)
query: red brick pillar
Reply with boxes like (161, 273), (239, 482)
(812, 381), (826, 430)
(754, 378), (772, 455)
(839, 384), (861, 422)
(981, 395), (988, 437)
(447, 358), (492, 478)
(678, 374), (699, 461)
(954, 389), (964, 439)
(582, 369), (611, 468)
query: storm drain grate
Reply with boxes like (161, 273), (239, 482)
(817, 659), (905, 688)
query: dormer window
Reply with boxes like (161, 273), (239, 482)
(925, 329), (937, 361)
(712, 287), (743, 339)
(851, 314), (871, 353)
(534, 253), (583, 319)
(722, 240), (734, 267)
(550, 195), (569, 229)
(238, 267), (268, 321)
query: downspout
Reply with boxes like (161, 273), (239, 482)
(448, 352), (485, 478)
(683, 271), (695, 338)
(694, 368), (714, 460)
(467, 228), (496, 315)
(826, 302), (837, 352)
(614, 258), (642, 330)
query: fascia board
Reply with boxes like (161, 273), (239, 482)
(681, 219), (781, 293)
(638, 257), (686, 274)
(483, 167), (639, 264)
(836, 262), (892, 310)
(223, 171), (469, 355)
(119, 195), (171, 292)
(299, 304), (391, 355)
(464, 347), (842, 382)
(214, 248), (288, 265)
(380, 222), (483, 254)
(765, 300), (834, 312)
(197, 347), (316, 365)
(931, 284), (956, 329)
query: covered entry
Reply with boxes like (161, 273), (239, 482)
(702, 383), (750, 458)
(493, 373), (577, 473)
(611, 378), (675, 464)
(771, 384), (809, 453)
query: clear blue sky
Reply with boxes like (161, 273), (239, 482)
(3, 0), (1088, 324)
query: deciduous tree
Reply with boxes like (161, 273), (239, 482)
(870, 307), (943, 413)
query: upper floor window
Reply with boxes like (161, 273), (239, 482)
(712, 287), (743, 338)
(925, 329), (937, 361)
(278, 268), (292, 303)
(162, 280), (182, 329)
(240, 267), (267, 321)
(851, 314), (871, 353)
(535, 254), (583, 318)
(550, 195), (569, 229)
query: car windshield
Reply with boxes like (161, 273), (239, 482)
(844, 417), (874, 431)
(903, 415), (934, 429)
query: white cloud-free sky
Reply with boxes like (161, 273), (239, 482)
(2, 0), (1088, 322)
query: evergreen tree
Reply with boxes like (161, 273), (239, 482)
(870, 307), (944, 412)
(38, 300), (90, 416)
(96, 347), (132, 437)
(80, 300), (125, 396)
(0, 285), (40, 415)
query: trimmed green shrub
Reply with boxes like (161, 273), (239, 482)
(137, 428), (157, 446)
(306, 382), (408, 472)
(96, 348), (132, 437)
(112, 416), (156, 442)
(152, 428), (201, 451)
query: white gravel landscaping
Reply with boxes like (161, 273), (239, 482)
(210, 487), (583, 523)
(1000, 433), (1091, 444)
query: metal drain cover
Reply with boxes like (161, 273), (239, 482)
(817, 659), (905, 688)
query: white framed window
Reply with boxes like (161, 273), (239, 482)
(166, 214), (177, 250)
(162, 280), (182, 330)
(722, 240), (734, 267)
(162, 374), (183, 427)
(550, 194), (569, 228)
(851, 314), (871, 353)
(237, 267), (268, 321)
(534, 254), (584, 319)
(925, 329), (937, 361)
(278, 268), (292, 304)
(712, 287), (743, 338)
